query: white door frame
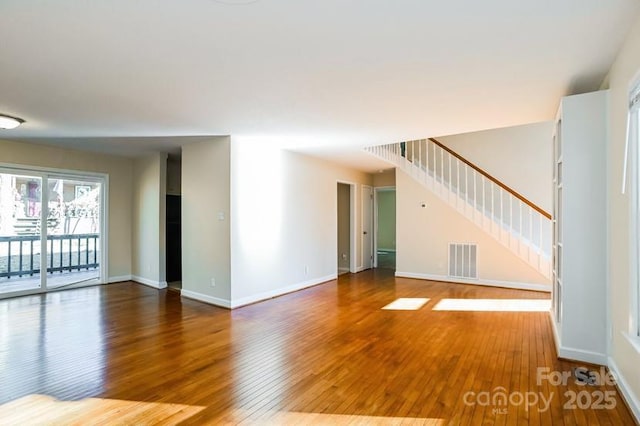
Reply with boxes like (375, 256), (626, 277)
(361, 185), (374, 270)
(0, 163), (108, 299)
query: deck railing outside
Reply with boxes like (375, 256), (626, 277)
(0, 233), (99, 279)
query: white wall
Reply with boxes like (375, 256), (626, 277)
(396, 169), (550, 289)
(230, 141), (372, 307)
(181, 137), (231, 305)
(373, 169), (395, 187)
(132, 152), (167, 287)
(603, 13), (640, 420)
(437, 122), (553, 212)
(0, 138), (133, 281)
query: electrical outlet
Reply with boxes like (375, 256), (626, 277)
(211, 278), (216, 287)
(341, 253), (347, 260)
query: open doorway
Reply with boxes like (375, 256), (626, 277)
(337, 183), (351, 275)
(337, 182), (356, 276)
(375, 187), (396, 270)
(166, 154), (182, 291)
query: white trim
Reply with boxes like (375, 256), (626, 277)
(102, 174), (110, 286)
(556, 346), (607, 365)
(131, 275), (167, 289)
(108, 275), (132, 283)
(181, 289), (231, 309)
(355, 265), (367, 273)
(609, 356), (640, 423)
(0, 162), (111, 179)
(229, 274), (336, 309)
(349, 182), (357, 273)
(395, 271), (551, 293)
(630, 99), (640, 339)
(549, 311), (608, 364)
(0, 163), (109, 294)
(550, 310), (561, 353)
(361, 185), (373, 270)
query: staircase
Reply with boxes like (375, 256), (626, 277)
(365, 138), (552, 279)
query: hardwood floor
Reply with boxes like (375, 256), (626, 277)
(0, 269), (635, 425)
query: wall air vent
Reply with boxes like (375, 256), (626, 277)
(448, 243), (478, 279)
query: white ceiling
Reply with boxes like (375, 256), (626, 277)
(1, 0), (639, 166)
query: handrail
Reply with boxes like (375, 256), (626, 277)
(428, 138), (551, 219)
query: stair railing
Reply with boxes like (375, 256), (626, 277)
(365, 138), (552, 275)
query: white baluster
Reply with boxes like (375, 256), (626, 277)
(528, 206), (533, 260)
(500, 188), (504, 240)
(481, 175), (486, 229)
(453, 157), (458, 208)
(510, 196), (514, 251)
(440, 147), (444, 196)
(426, 139), (430, 178)
(539, 214), (543, 254)
(418, 139), (422, 179)
(465, 165), (469, 206)
(491, 182), (495, 235)
(412, 141), (416, 175)
(473, 169), (477, 222)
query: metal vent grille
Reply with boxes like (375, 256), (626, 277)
(448, 243), (478, 279)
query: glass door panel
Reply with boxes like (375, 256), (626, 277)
(46, 178), (101, 289)
(0, 173), (43, 294)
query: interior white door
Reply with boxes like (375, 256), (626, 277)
(362, 185), (373, 270)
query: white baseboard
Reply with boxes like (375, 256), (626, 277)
(230, 274), (337, 309)
(556, 346), (608, 366)
(355, 265), (368, 273)
(181, 289), (232, 309)
(549, 311), (608, 365)
(609, 357), (640, 423)
(395, 271), (551, 293)
(550, 310), (561, 354)
(108, 275), (132, 283)
(131, 275), (167, 289)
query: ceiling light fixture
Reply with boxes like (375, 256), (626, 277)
(0, 114), (25, 130)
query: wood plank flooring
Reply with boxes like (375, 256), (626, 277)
(0, 269), (636, 425)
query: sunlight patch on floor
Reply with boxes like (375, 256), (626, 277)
(382, 298), (430, 310)
(433, 298), (551, 312)
(0, 394), (205, 424)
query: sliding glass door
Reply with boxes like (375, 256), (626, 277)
(46, 177), (102, 289)
(0, 167), (106, 297)
(0, 172), (43, 294)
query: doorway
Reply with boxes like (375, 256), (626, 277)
(375, 187), (396, 270)
(337, 183), (351, 275)
(362, 185), (373, 270)
(166, 154), (182, 290)
(0, 167), (106, 297)
(336, 182), (356, 275)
